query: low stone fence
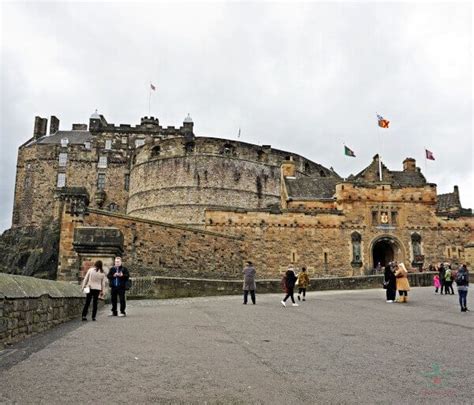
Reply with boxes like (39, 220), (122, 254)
(127, 272), (436, 299)
(0, 273), (84, 348)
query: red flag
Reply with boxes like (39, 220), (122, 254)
(150, 83), (156, 91)
(425, 149), (435, 160)
(376, 114), (390, 128)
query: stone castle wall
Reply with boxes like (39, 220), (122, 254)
(127, 137), (334, 226)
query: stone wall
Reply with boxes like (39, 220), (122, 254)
(0, 273), (84, 348)
(127, 137), (335, 226)
(205, 207), (473, 278)
(126, 272), (437, 299)
(57, 205), (245, 281)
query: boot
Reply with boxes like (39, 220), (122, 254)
(403, 296), (408, 303)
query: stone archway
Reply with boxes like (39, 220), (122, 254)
(371, 236), (403, 269)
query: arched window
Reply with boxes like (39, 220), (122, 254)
(151, 145), (161, 157)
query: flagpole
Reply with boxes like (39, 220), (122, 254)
(148, 85), (151, 116)
(424, 147), (427, 179)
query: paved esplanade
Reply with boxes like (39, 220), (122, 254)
(1, 288), (472, 404)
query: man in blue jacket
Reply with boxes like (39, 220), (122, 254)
(107, 256), (130, 317)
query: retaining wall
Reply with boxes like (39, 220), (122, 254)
(127, 272), (437, 299)
(0, 273), (84, 348)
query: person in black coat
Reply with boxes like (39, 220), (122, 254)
(384, 262), (397, 303)
(107, 256), (130, 317)
(438, 263), (446, 295)
(281, 266), (298, 307)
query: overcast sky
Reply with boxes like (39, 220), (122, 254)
(1, 1), (472, 233)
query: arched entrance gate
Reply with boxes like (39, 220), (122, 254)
(371, 236), (403, 269)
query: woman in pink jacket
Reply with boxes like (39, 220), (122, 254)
(81, 260), (106, 321)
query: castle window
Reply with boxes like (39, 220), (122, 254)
(257, 150), (265, 161)
(57, 173), (66, 187)
(60, 138), (69, 148)
(124, 174), (130, 191)
(58, 153), (68, 167)
(24, 176), (31, 188)
(135, 139), (145, 148)
(304, 162), (310, 173)
(185, 142), (195, 153)
(121, 137), (127, 144)
(105, 140), (112, 150)
(351, 232), (362, 266)
(98, 156), (107, 168)
(319, 170), (326, 177)
(391, 211), (398, 225)
(372, 211), (378, 225)
(222, 143), (234, 156)
(84, 141), (91, 150)
(108, 202), (118, 211)
(97, 173), (106, 190)
(151, 145), (161, 157)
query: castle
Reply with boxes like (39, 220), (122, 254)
(3, 112), (473, 281)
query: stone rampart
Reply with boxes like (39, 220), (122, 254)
(0, 273), (84, 348)
(126, 272), (436, 299)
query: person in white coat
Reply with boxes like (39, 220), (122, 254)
(81, 260), (106, 321)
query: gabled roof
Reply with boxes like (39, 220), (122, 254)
(437, 192), (461, 212)
(348, 155), (427, 187)
(36, 130), (93, 145)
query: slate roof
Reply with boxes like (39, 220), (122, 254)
(36, 130), (93, 145)
(349, 155), (427, 187)
(436, 192), (461, 212)
(285, 176), (339, 200)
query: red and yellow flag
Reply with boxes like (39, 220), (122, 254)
(377, 114), (390, 128)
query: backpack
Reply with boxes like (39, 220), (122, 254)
(456, 272), (467, 286)
(445, 270), (452, 282)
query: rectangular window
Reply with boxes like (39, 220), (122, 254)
(124, 174), (130, 191)
(135, 139), (145, 148)
(372, 211), (378, 225)
(97, 173), (106, 190)
(105, 140), (112, 150)
(98, 156), (107, 168)
(84, 141), (91, 150)
(122, 137), (127, 144)
(60, 138), (69, 148)
(58, 153), (68, 167)
(57, 173), (66, 187)
(391, 211), (398, 225)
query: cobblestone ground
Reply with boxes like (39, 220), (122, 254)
(1, 287), (473, 404)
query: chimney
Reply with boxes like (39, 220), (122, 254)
(403, 158), (416, 172)
(50, 116), (60, 134)
(72, 123), (88, 130)
(33, 116), (48, 139)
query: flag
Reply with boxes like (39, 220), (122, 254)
(344, 145), (356, 157)
(425, 149), (435, 161)
(150, 83), (156, 91)
(377, 114), (390, 128)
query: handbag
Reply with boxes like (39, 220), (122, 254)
(83, 286), (90, 294)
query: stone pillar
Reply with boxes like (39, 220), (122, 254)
(56, 188), (90, 282)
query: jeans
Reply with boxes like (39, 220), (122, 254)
(298, 288), (306, 298)
(82, 289), (101, 319)
(458, 290), (468, 309)
(243, 290), (256, 304)
(283, 287), (295, 303)
(111, 288), (126, 314)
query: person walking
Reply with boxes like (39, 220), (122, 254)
(384, 262), (397, 303)
(281, 266), (298, 307)
(81, 260), (106, 321)
(444, 266), (455, 295)
(455, 264), (469, 312)
(242, 261), (256, 305)
(438, 263), (446, 295)
(395, 262), (411, 303)
(296, 267), (310, 301)
(107, 256), (130, 317)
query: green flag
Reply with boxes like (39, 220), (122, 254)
(344, 145), (356, 157)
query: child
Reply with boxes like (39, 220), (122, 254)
(433, 274), (440, 293)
